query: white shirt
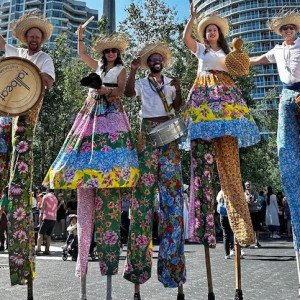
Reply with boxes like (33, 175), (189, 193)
(135, 76), (176, 118)
(265, 37), (300, 84)
(96, 63), (124, 85)
(5, 44), (55, 80)
(193, 42), (227, 74)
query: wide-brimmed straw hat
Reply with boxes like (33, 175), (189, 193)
(93, 33), (128, 54)
(10, 10), (53, 46)
(268, 9), (300, 35)
(137, 41), (172, 70)
(197, 13), (229, 43)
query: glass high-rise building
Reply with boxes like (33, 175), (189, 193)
(0, 0), (99, 54)
(193, 0), (299, 105)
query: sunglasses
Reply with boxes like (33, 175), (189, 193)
(281, 25), (296, 31)
(103, 48), (118, 54)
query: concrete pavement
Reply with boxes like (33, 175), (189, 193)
(0, 234), (298, 300)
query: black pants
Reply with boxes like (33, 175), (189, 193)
(220, 215), (234, 256)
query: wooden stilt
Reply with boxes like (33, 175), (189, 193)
(106, 275), (112, 300)
(295, 251), (300, 298)
(204, 247), (215, 300)
(80, 276), (87, 300)
(234, 244), (243, 300)
(27, 274), (33, 300)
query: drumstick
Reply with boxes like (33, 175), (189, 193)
(76, 16), (94, 34)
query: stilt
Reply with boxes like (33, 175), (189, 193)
(80, 276), (87, 300)
(27, 274), (33, 300)
(204, 247), (215, 300)
(234, 244), (243, 300)
(106, 275), (112, 300)
(295, 251), (300, 298)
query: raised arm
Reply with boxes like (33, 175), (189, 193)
(250, 55), (270, 66)
(124, 57), (141, 97)
(0, 34), (5, 52)
(183, 3), (197, 53)
(77, 25), (98, 70)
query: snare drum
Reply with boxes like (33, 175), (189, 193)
(148, 117), (187, 147)
(0, 57), (44, 116)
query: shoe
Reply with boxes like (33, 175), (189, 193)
(43, 250), (50, 255)
(273, 234), (281, 239)
(230, 249), (235, 256)
(0, 245), (4, 251)
(225, 255), (230, 259)
(254, 242), (262, 248)
(134, 292), (141, 300)
(35, 250), (42, 256)
(177, 294), (185, 300)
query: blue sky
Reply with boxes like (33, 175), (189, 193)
(85, 0), (189, 24)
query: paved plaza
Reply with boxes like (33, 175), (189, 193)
(0, 234), (298, 300)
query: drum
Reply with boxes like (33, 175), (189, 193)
(148, 117), (187, 147)
(0, 56), (44, 116)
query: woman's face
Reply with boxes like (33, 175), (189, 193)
(205, 24), (219, 43)
(103, 48), (118, 62)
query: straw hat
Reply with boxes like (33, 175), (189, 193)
(197, 13), (229, 43)
(137, 41), (172, 70)
(93, 33), (128, 54)
(10, 10), (53, 45)
(268, 9), (300, 35)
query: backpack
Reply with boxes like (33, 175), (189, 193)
(218, 198), (227, 216)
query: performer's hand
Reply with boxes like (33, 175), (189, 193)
(131, 56), (141, 71)
(95, 87), (111, 96)
(190, 3), (197, 19)
(170, 77), (181, 92)
(77, 24), (85, 38)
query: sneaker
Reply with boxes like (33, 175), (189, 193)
(254, 242), (262, 248)
(225, 255), (230, 259)
(230, 249), (235, 256)
(43, 250), (50, 255)
(273, 233), (281, 239)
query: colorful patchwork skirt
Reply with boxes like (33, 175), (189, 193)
(44, 95), (139, 189)
(183, 70), (260, 147)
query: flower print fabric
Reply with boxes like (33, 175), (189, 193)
(277, 88), (300, 250)
(44, 66), (139, 189)
(183, 71), (260, 148)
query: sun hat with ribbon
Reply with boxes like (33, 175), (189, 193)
(93, 33), (128, 54)
(10, 10), (53, 45)
(197, 13), (229, 43)
(137, 40), (172, 70)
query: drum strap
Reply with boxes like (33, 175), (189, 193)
(148, 75), (172, 113)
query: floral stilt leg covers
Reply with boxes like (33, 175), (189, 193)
(124, 119), (186, 288)
(7, 104), (41, 285)
(214, 136), (255, 246)
(76, 188), (121, 278)
(188, 139), (216, 247)
(277, 89), (300, 250)
(0, 117), (12, 196)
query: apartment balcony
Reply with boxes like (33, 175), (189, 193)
(26, 0), (42, 5)
(63, 2), (86, 16)
(63, 10), (86, 23)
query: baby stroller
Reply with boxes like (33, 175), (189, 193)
(62, 214), (78, 261)
(62, 234), (78, 261)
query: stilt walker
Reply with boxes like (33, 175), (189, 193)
(43, 31), (139, 300)
(250, 10), (300, 296)
(183, 3), (260, 298)
(0, 11), (55, 298)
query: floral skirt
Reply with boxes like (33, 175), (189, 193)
(44, 96), (139, 189)
(183, 71), (260, 147)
